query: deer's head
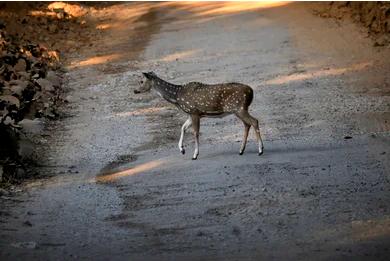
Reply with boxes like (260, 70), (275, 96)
(134, 72), (156, 94)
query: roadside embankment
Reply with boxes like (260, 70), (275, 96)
(313, 2), (390, 46)
(0, 2), (96, 185)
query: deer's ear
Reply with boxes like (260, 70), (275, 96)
(142, 72), (150, 79)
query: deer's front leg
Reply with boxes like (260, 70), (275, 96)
(191, 115), (200, 160)
(178, 117), (192, 155)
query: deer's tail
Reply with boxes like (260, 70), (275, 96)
(244, 86), (254, 109)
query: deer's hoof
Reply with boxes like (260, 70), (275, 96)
(180, 148), (185, 155)
(192, 156), (198, 160)
(239, 151), (244, 155)
(258, 150), (264, 156)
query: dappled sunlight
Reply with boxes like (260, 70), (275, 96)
(96, 23), (111, 30)
(174, 1), (291, 17)
(63, 2), (167, 69)
(26, 157), (174, 187)
(96, 159), (168, 183)
(158, 49), (200, 63)
(30, 2), (87, 18)
(104, 106), (170, 119)
(95, 2), (163, 20)
(313, 216), (390, 245)
(265, 62), (373, 85)
(29, 10), (58, 18)
(91, 2), (172, 31)
(69, 54), (121, 68)
(351, 217), (390, 241)
(62, 1), (293, 70)
(23, 157), (171, 188)
(93, 14), (146, 31)
(47, 2), (87, 17)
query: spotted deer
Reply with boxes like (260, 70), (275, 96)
(134, 72), (264, 160)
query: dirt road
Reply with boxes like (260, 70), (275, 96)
(1, 2), (390, 260)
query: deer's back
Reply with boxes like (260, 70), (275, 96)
(177, 82), (253, 115)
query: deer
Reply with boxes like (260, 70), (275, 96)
(134, 72), (264, 160)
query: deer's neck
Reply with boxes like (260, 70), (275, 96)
(153, 78), (182, 104)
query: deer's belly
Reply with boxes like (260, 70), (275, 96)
(201, 111), (232, 118)
(202, 112), (231, 118)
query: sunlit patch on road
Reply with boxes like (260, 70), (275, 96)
(96, 159), (168, 183)
(175, 1), (291, 17)
(109, 106), (171, 119)
(313, 217), (390, 248)
(157, 49), (200, 63)
(69, 54), (121, 68)
(351, 217), (390, 241)
(265, 62), (373, 85)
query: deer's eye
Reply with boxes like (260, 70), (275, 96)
(140, 80), (144, 84)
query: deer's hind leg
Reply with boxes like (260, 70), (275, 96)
(237, 110), (264, 155)
(178, 117), (192, 155)
(191, 114), (200, 160)
(237, 120), (251, 155)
